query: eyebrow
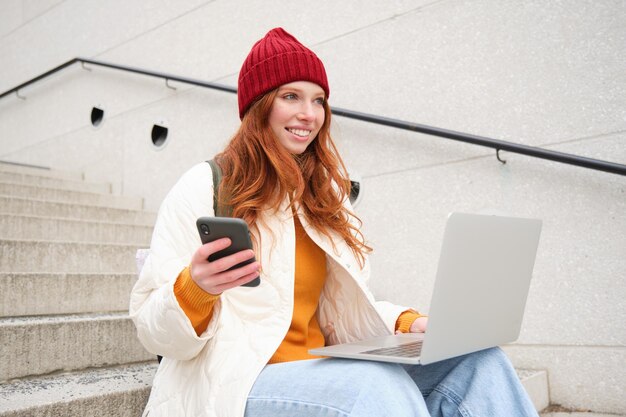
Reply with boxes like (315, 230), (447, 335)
(278, 86), (325, 96)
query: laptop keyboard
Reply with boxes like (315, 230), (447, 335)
(362, 340), (423, 358)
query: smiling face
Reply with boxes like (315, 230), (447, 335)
(268, 81), (326, 155)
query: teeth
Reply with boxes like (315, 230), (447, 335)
(287, 128), (311, 137)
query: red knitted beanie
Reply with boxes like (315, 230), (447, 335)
(237, 27), (330, 119)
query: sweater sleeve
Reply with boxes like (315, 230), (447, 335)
(174, 266), (220, 336)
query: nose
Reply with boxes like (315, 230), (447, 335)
(297, 102), (316, 122)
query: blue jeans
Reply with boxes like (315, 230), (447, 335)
(245, 347), (538, 417)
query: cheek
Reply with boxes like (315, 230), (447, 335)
(268, 108), (286, 134)
(316, 109), (326, 127)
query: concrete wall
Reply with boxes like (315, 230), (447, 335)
(1, 0), (624, 412)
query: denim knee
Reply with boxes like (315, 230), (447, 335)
(343, 360), (429, 417)
(403, 348), (536, 417)
(461, 347), (513, 373)
(246, 359), (429, 417)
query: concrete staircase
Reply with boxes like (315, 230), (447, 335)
(0, 162), (157, 416)
(0, 161), (551, 415)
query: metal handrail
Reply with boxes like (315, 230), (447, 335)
(2, 57), (624, 176)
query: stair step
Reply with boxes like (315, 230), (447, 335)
(0, 273), (137, 317)
(0, 171), (111, 194)
(0, 240), (142, 273)
(0, 182), (143, 210)
(0, 362), (157, 417)
(0, 214), (152, 244)
(518, 369), (550, 412)
(0, 196), (156, 224)
(0, 163), (158, 415)
(0, 161), (83, 181)
(0, 312), (154, 380)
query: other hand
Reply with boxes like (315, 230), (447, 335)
(394, 315), (428, 335)
(410, 316), (428, 333)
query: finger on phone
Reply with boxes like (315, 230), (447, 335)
(209, 249), (256, 273)
(193, 238), (231, 264)
(215, 271), (260, 293)
(212, 260), (259, 286)
(239, 271), (260, 286)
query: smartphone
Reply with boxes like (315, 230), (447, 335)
(196, 217), (260, 287)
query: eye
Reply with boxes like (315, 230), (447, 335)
(283, 93), (297, 100)
(314, 97), (326, 105)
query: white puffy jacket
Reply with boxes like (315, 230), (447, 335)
(130, 162), (410, 417)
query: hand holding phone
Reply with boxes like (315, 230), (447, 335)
(190, 217), (260, 294)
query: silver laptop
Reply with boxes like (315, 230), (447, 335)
(309, 212), (542, 365)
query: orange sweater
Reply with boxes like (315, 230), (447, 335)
(268, 215), (327, 363)
(174, 217), (422, 363)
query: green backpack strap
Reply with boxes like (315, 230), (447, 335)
(206, 159), (232, 217)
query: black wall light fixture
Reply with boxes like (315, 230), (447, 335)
(348, 170), (362, 207)
(151, 124), (168, 148)
(90, 106), (104, 127)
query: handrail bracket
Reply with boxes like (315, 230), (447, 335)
(165, 78), (177, 90)
(496, 149), (507, 164)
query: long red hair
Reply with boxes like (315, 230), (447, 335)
(214, 89), (371, 265)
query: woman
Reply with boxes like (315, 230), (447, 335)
(130, 27), (538, 417)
